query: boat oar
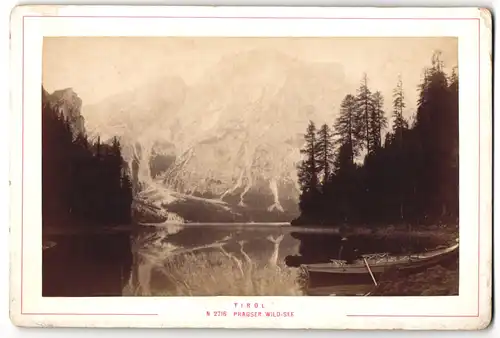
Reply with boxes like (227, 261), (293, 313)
(363, 257), (378, 286)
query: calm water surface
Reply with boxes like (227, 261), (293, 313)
(42, 223), (443, 297)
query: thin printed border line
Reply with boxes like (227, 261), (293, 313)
(21, 15), (481, 20)
(19, 15), (481, 318)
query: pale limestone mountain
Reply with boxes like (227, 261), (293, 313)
(81, 49), (354, 222)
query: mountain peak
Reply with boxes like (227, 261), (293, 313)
(44, 87), (85, 135)
(79, 50), (354, 217)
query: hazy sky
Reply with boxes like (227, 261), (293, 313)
(43, 37), (458, 115)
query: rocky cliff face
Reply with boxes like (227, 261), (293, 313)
(79, 50), (354, 222)
(43, 87), (85, 135)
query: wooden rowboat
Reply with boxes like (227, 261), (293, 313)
(301, 241), (458, 277)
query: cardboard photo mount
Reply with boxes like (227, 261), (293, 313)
(8, 5), (493, 330)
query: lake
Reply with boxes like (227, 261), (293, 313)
(42, 223), (457, 297)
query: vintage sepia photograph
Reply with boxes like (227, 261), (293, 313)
(41, 36), (460, 298)
(9, 5), (492, 330)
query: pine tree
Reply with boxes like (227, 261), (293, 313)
(297, 121), (321, 218)
(369, 91), (387, 151)
(316, 124), (334, 186)
(392, 74), (408, 142)
(334, 94), (361, 165)
(298, 121), (320, 192)
(386, 75), (411, 220)
(415, 50), (451, 220)
(331, 93), (365, 224)
(355, 73), (374, 154)
(416, 51), (448, 133)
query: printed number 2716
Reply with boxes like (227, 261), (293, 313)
(206, 311), (227, 316)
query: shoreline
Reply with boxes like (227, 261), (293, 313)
(43, 221), (458, 237)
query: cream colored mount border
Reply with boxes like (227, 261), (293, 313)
(9, 6), (492, 330)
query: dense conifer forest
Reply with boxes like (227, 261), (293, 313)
(294, 51), (459, 226)
(42, 88), (133, 228)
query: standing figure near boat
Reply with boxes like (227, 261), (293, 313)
(337, 227), (359, 264)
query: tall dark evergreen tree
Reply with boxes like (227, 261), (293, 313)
(384, 75), (411, 220)
(316, 124), (334, 186)
(355, 73), (374, 154)
(334, 94), (361, 165)
(298, 121), (320, 192)
(392, 74), (408, 143)
(297, 121), (321, 219)
(415, 50), (451, 220)
(369, 91), (387, 151)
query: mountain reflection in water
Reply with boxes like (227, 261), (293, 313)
(43, 223), (321, 297)
(42, 223), (448, 297)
